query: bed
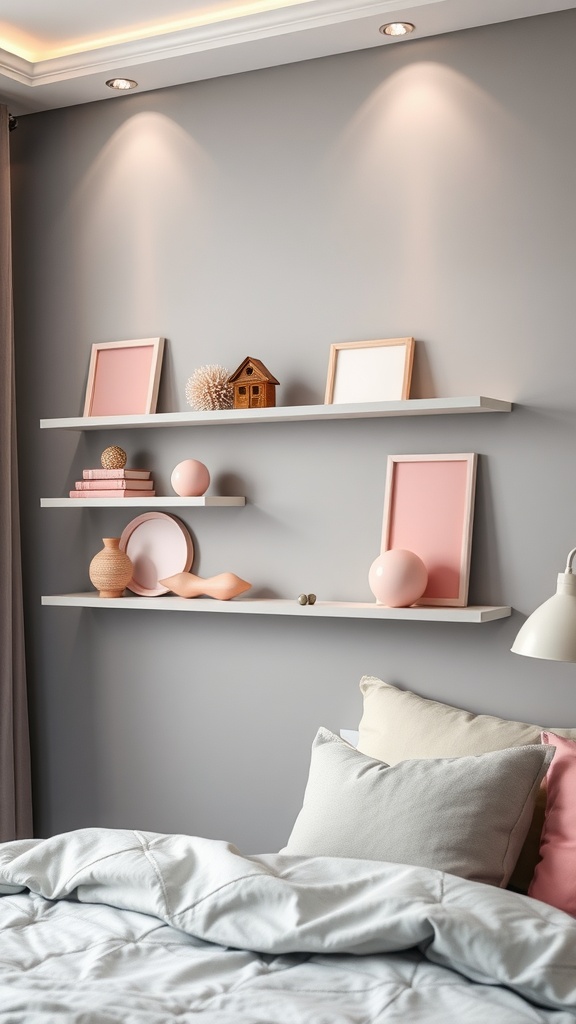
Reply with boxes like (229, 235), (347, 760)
(0, 676), (575, 1022)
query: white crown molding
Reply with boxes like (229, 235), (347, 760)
(2, 0), (575, 113)
(0, 49), (34, 86)
(1, 0), (445, 86)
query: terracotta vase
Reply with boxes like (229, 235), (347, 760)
(89, 537), (133, 598)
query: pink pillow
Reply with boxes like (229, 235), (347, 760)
(528, 732), (576, 915)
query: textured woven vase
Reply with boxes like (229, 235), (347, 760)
(89, 537), (133, 598)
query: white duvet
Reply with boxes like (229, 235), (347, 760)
(0, 827), (575, 1022)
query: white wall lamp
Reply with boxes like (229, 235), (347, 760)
(511, 548), (576, 662)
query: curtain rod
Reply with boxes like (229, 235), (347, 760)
(9, 114), (18, 131)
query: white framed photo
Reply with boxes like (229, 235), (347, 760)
(324, 337), (414, 405)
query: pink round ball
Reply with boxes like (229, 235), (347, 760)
(368, 549), (428, 607)
(171, 459), (210, 497)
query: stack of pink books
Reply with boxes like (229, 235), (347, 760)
(69, 468), (155, 498)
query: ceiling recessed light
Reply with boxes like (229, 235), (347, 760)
(106, 78), (138, 91)
(379, 22), (415, 37)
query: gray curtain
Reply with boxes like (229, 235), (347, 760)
(0, 104), (33, 841)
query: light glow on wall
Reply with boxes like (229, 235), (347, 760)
(325, 59), (530, 330)
(66, 112), (215, 332)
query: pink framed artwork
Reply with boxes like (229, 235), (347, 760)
(380, 453), (478, 607)
(324, 338), (414, 405)
(83, 338), (165, 417)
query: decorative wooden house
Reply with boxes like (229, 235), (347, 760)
(227, 357), (279, 409)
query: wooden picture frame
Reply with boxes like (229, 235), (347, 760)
(324, 337), (414, 405)
(380, 453), (478, 607)
(83, 338), (165, 417)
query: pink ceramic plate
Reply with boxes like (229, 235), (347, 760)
(119, 512), (194, 596)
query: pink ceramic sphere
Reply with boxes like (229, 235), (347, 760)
(368, 549), (428, 607)
(171, 459), (210, 497)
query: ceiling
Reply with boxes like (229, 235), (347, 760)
(2, 0), (575, 116)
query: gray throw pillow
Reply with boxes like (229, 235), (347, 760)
(282, 728), (555, 887)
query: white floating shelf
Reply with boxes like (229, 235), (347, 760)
(41, 496), (246, 508)
(41, 594), (511, 622)
(40, 397), (512, 431)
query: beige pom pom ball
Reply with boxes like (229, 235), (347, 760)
(185, 365), (233, 411)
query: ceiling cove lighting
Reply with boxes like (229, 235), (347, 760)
(379, 22), (415, 37)
(106, 78), (138, 91)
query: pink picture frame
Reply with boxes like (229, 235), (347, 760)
(83, 338), (165, 417)
(380, 453), (478, 607)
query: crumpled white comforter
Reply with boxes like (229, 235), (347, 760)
(0, 827), (575, 1022)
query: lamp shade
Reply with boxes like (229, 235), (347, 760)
(511, 570), (576, 662)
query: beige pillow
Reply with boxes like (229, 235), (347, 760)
(283, 728), (554, 888)
(357, 676), (576, 892)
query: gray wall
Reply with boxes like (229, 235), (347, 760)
(10, 10), (576, 847)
